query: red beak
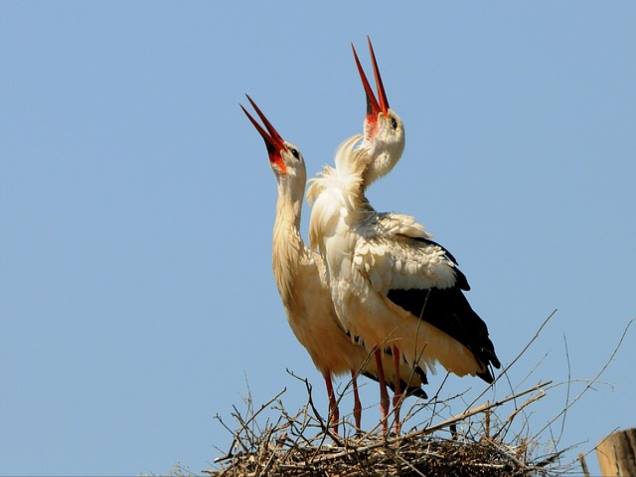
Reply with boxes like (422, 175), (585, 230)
(241, 95), (288, 172)
(352, 43), (381, 119)
(352, 37), (390, 123)
(367, 36), (389, 114)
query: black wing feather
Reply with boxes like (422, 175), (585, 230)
(387, 286), (500, 383)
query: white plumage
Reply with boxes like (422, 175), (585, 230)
(308, 133), (500, 382)
(307, 40), (500, 432)
(242, 96), (425, 433)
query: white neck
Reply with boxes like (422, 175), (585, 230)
(272, 178), (305, 306)
(363, 141), (404, 187)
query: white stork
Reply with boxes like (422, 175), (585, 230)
(307, 40), (500, 434)
(241, 96), (425, 434)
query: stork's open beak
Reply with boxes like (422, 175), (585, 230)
(352, 43), (381, 120)
(352, 37), (390, 124)
(241, 95), (288, 173)
(367, 36), (389, 114)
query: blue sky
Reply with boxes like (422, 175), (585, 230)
(1, 1), (634, 475)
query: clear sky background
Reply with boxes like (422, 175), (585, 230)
(1, 2), (635, 475)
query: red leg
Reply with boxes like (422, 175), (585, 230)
(392, 346), (402, 434)
(323, 372), (339, 435)
(351, 370), (362, 432)
(374, 349), (389, 436)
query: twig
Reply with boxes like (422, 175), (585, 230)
(390, 448), (427, 477)
(308, 382), (551, 465)
(492, 390), (546, 441)
(416, 383), (549, 440)
(214, 387), (287, 462)
(532, 319), (633, 440)
(425, 372), (450, 428)
(556, 334), (572, 448)
(214, 413), (248, 455)
(467, 309), (557, 410)
(286, 368), (344, 448)
(515, 351), (550, 391)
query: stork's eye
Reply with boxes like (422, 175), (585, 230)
(390, 117), (398, 130)
(291, 148), (300, 159)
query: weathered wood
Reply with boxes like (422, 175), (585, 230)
(596, 428), (636, 476)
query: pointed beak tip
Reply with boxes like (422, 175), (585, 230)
(352, 42), (381, 117)
(366, 38), (390, 113)
(241, 97), (288, 158)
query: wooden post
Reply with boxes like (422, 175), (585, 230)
(578, 452), (591, 477)
(596, 428), (636, 476)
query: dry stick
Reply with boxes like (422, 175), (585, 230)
(510, 409), (534, 453)
(466, 462), (506, 469)
(425, 372), (451, 428)
(242, 370), (255, 426)
(484, 407), (491, 438)
(235, 387), (286, 442)
(307, 381), (551, 465)
(433, 391), (471, 423)
(515, 351), (550, 392)
(254, 415), (285, 477)
(405, 382), (545, 440)
(499, 379), (580, 443)
(389, 448), (427, 477)
(214, 414), (249, 456)
(255, 427), (282, 477)
(466, 309), (558, 411)
(213, 387), (287, 462)
(556, 334), (572, 449)
(532, 440), (577, 468)
(502, 368), (519, 417)
(277, 401), (314, 450)
(286, 369), (344, 448)
(491, 390), (546, 441)
(231, 404), (259, 445)
(490, 338), (521, 431)
(545, 385), (561, 456)
(541, 378), (610, 395)
(402, 377), (459, 426)
(403, 389), (468, 433)
(487, 438), (532, 471)
(532, 319), (634, 441)
(254, 424), (274, 473)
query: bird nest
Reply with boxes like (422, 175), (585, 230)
(207, 379), (565, 477)
(205, 314), (632, 477)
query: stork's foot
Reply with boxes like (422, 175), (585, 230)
(374, 349), (389, 436)
(351, 370), (362, 433)
(392, 392), (402, 435)
(329, 399), (340, 436)
(323, 372), (339, 436)
(392, 346), (403, 435)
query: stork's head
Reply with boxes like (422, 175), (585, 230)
(241, 95), (306, 188)
(352, 37), (405, 186)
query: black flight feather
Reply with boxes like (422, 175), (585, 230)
(386, 287), (500, 384)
